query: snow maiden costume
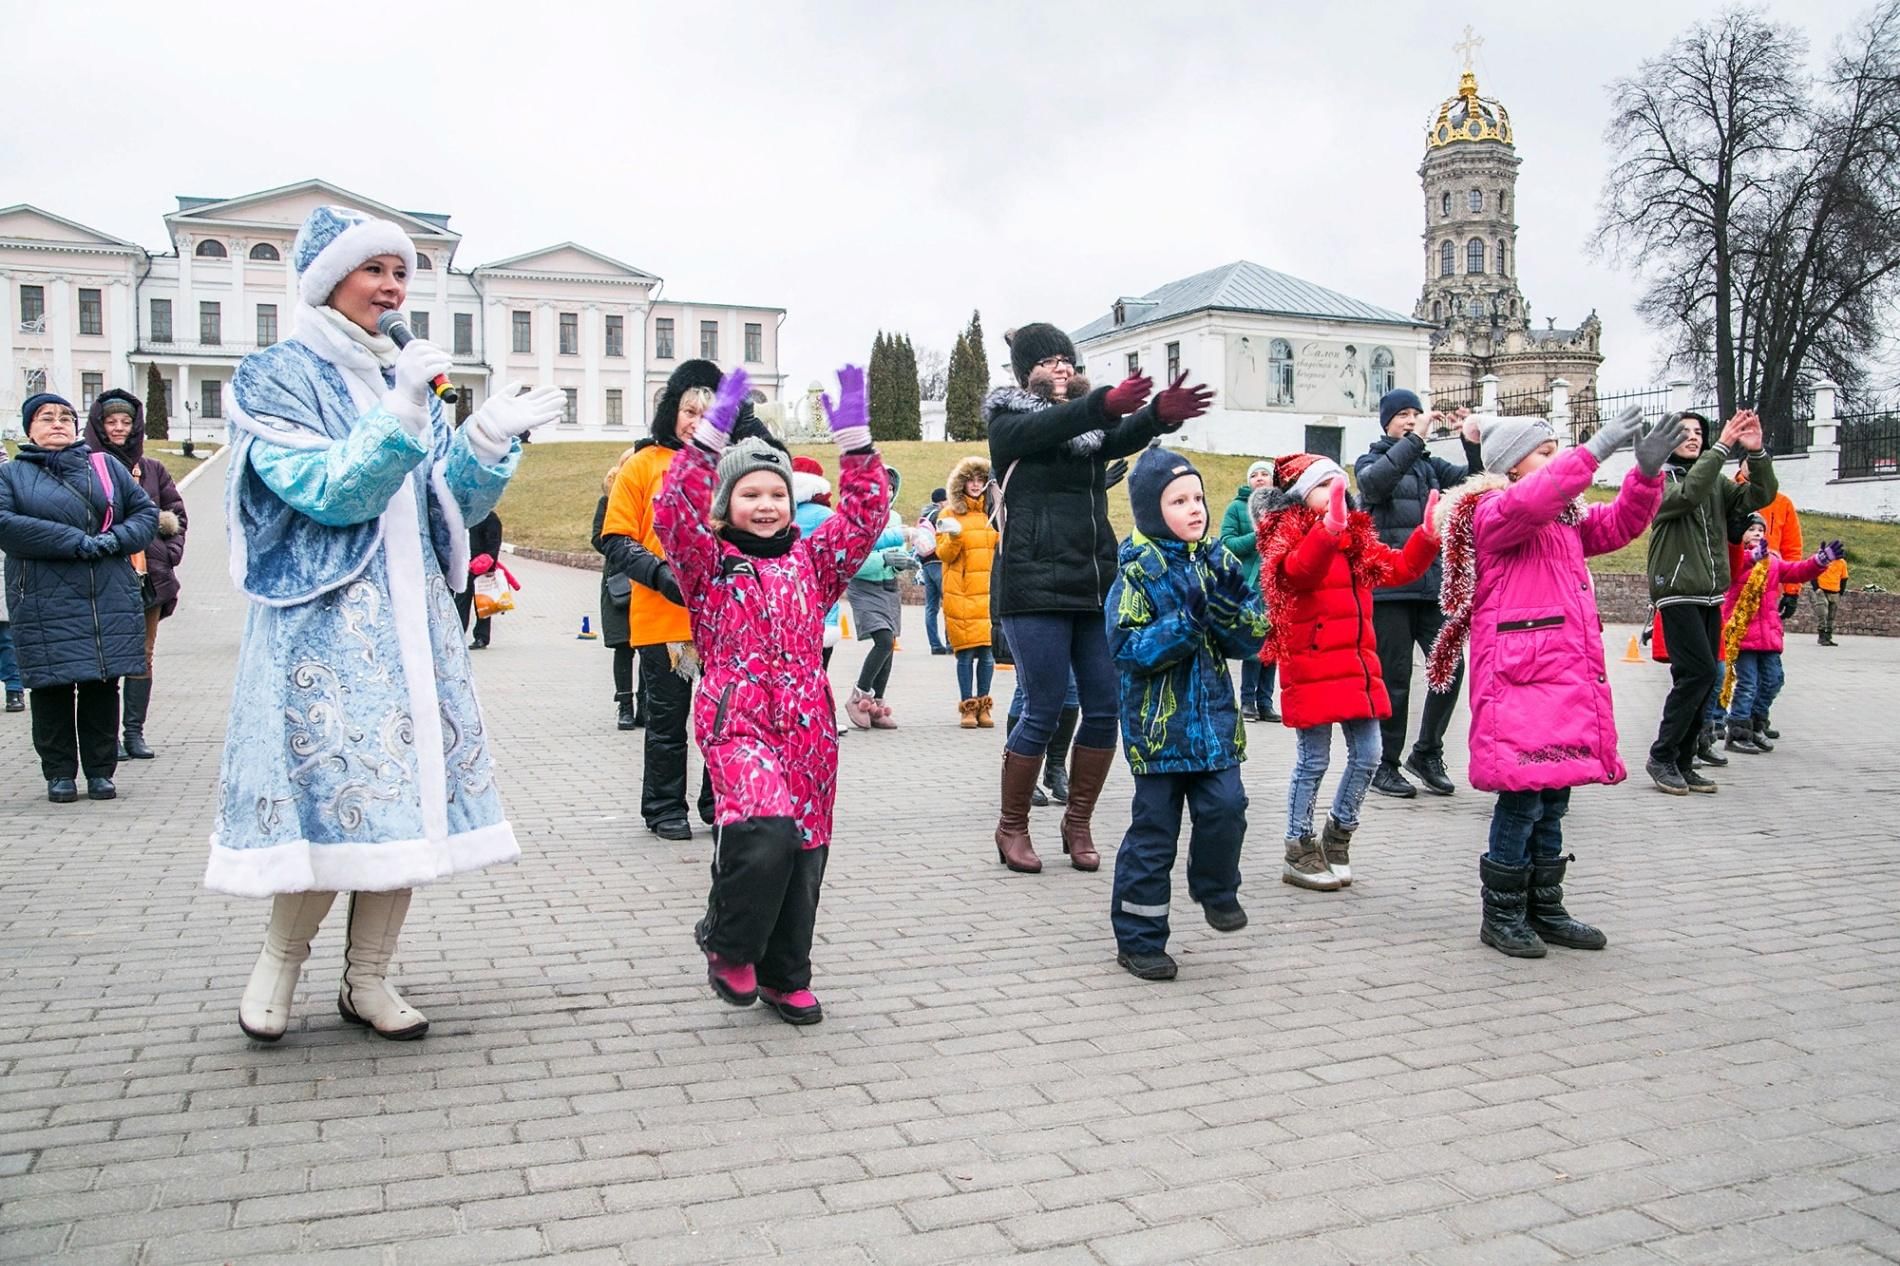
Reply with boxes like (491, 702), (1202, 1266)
(208, 205), (559, 1042)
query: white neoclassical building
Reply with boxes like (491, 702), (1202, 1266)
(0, 179), (785, 442)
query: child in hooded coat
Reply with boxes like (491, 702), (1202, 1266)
(935, 454), (1000, 728)
(1716, 512), (1842, 755)
(1252, 455), (1439, 892)
(654, 366), (887, 1025)
(1428, 407), (1679, 957)
(1106, 446), (1268, 981)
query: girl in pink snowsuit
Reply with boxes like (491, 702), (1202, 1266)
(1429, 407), (1683, 959)
(653, 365), (886, 1025)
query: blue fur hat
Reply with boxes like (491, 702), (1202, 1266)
(1128, 443), (1203, 541)
(292, 205), (417, 306)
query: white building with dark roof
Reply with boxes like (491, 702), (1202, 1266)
(1071, 259), (1434, 462)
(0, 179), (785, 443)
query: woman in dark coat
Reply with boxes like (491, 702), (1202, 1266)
(0, 392), (157, 801)
(985, 324), (1212, 874)
(456, 511), (504, 647)
(592, 443), (647, 730)
(85, 389), (187, 759)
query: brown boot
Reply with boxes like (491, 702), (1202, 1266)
(976, 696), (995, 728)
(995, 751), (1044, 873)
(1059, 745), (1115, 872)
(959, 699), (980, 729)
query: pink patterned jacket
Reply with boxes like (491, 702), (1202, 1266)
(654, 444), (889, 848)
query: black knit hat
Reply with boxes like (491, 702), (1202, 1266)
(652, 358), (724, 444)
(1728, 510), (1767, 545)
(1127, 443), (1203, 541)
(1007, 323), (1076, 387)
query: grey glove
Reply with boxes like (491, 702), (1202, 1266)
(1583, 405), (1645, 464)
(1633, 412), (1691, 479)
(882, 547), (919, 572)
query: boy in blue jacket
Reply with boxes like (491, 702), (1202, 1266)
(1106, 445), (1270, 981)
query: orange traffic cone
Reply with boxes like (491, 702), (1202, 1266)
(1622, 633), (1643, 663)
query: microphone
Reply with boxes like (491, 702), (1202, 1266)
(376, 311), (459, 404)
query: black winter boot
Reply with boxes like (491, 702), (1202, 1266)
(1694, 724), (1729, 768)
(1043, 705), (1079, 803)
(1525, 855), (1607, 950)
(1478, 857), (1547, 958)
(616, 692), (638, 731)
(121, 676), (155, 759)
(1750, 719), (1775, 752)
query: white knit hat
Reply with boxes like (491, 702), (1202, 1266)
(292, 205), (418, 306)
(1287, 457), (1345, 504)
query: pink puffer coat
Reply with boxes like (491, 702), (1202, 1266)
(1435, 447), (1662, 793)
(654, 444), (888, 847)
(1721, 553), (1826, 653)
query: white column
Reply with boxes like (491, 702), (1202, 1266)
(1811, 379), (1840, 450)
(536, 302), (555, 388)
(1549, 377), (1571, 431)
(176, 364), (192, 441)
(1666, 378), (1694, 414)
(433, 253), (449, 348)
(109, 278), (133, 390)
(582, 303), (602, 430)
(284, 243), (300, 322)
(627, 302), (649, 434)
(0, 271), (15, 434)
(49, 277), (75, 399)
(484, 297), (510, 399)
(176, 235), (194, 347)
(1478, 372), (1500, 414)
(228, 240), (247, 350)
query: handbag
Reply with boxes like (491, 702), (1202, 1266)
(605, 573), (632, 607)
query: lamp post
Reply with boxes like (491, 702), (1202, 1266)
(182, 401), (196, 459)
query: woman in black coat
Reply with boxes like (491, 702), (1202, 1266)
(457, 511), (504, 647)
(0, 393), (158, 802)
(85, 390), (187, 759)
(985, 324), (1211, 875)
(592, 442), (648, 730)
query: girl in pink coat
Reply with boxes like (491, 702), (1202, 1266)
(1716, 513), (1843, 755)
(1429, 407), (1684, 958)
(653, 365), (887, 1025)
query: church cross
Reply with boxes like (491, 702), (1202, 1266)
(1453, 25), (1484, 71)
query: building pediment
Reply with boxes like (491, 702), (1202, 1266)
(0, 205), (143, 255)
(476, 243), (659, 285)
(165, 180), (460, 246)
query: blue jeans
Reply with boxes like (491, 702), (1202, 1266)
(1486, 787), (1571, 866)
(1010, 668), (1079, 718)
(920, 560), (947, 652)
(1286, 718), (1381, 841)
(955, 647), (994, 699)
(1727, 651), (1784, 725)
(1000, 612), (1119, 754)
(1112, 767), (1246, 955)
(0, 622), (20, 691)
(1238, 657), (1276, 713)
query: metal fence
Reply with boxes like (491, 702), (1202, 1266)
(1494, 388), (1547, 417)
(1568, 385), (1673, 446)
(1838, 411), (1900, 479)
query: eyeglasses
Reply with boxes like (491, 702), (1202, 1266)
(1036, 355), (1074, 369)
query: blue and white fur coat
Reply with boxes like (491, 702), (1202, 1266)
(205, 305), (520, 897)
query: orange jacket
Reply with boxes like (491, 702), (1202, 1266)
(1737, 476), (1802, 595)
(602, 443), (693, 645)
(1818, 557), (1850, 593)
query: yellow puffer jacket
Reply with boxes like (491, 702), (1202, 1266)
(935, 456), (998, 652)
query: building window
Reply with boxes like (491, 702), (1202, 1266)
(1499, 190), (1507, 214)
(1468, 189), (1483, 213)
(1432, 300), (1443, 322)
(1496, 239), (1507, 277)
(744, 322), (762, 363)
(1468, 299), (1484, 319)
(200, 301), (221, 345)
(257, 304), (278, 347)
(19, 284), (44, 329)
(76, 288), (103, 336)
(25, 368), (46, 395)
(404, 310), (425, 341)
(700, 321), (718, 360)
(561, 388), (578, 424)
(605, 314), (624, 358)
(511, 311), (532, 354)
(1439, 240), (1454, 277)
(454, 312), (473, 356)
(1268, 338), (1295, 406)
(195, 239), (227, 258)
(1467, 238), (1486, 274)
(1166, 341), (1180, 381)
(606, 388), (624, 426)
(201, 378), (223, 419)
(415, 252), (432, 270)
(249, 242), (280, 261)
(1125, 351), (1141, 376)
(81, 372), (103, 409)
(1370, 347), (1396, 400)
(1440, 190), (1451, 217)
(558, 312), (579, 355)
(655, 317), (675, 360)
(149, 298), (172, 342)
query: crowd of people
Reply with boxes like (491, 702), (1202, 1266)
(0, 203), (1860, 1040)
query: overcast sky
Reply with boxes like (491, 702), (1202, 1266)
(1, 0), (1872, 399)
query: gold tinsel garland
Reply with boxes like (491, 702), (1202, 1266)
(1719, 559), (1771, 708)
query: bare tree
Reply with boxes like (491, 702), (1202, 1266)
(1597, 2), (1900, 434)
(916, 346), (949, 402)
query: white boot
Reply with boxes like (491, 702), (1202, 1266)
(337, 890), (429, 1040)
(238, 891), (338, 1041)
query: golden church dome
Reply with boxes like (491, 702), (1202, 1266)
(1427, 70), (1513, 149)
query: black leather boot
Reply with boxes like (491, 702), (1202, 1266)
(1478, 857), (1547, 958)
(121, 676), (155, 759)
(1526, 855), (1607, 950)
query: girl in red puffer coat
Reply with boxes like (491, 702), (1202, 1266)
(1253, 455), (1438, 893)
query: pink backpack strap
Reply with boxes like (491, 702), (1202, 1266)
(89, 451), (116, 532)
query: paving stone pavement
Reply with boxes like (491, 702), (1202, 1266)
(2, 448), (1898, 1265)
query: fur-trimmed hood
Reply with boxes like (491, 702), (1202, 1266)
(1250, 483), (1360, 524)
(946, 454), (992, 514)
(1431, 471), (1512, 540)
(792, 469), (830, 506)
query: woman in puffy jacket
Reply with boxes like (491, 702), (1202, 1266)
(934, 454), (1000, 728)
(842, 467), (914, 729)
(0, 392), (157, 802)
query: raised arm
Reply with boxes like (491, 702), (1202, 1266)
(1353, 433), (1425, 506)
(988, 388), (1116, 465)
(809, 449), (893, 607)
(652, 442), (723, 602)
(1579, 465), (1664, 559)
(1477, 444), (1600, 554)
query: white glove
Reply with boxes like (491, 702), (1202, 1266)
(938, 516), (962, 535)
(384, 339), (453, 435)
(465, 381), (565, 464)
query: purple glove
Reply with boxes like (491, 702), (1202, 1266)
(694, 368), (751, 450)
(1816, 539), (1846, 565)
(1747, 539), (1769, 564)
(823, 364), (872, 451)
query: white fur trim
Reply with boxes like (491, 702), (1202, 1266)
(203, 821), (520, 897)
(1288, 458), (1345, 504)
(792, 470), (831, 504)
(381, 470), (451, 847)
(298, 219), (418, 306)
